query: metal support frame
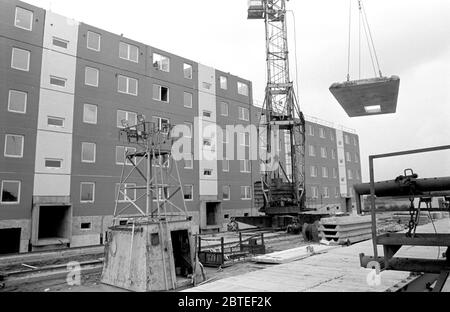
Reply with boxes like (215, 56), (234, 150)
(362, 145), (450, 275)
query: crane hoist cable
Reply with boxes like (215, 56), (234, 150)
(346, 0), (383, 81)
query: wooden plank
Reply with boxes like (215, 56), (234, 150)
(252, 245), (337, 264)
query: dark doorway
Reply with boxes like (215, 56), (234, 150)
(345, 198), (352, 213)
(206, 202), (219, 226)
(170, 230), (192, 277)
(38, 206), (70, 239)
(0, 228), (21, 254)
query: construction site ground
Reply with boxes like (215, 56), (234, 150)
(0, 212), (445, 292)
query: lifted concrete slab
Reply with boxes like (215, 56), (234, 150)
(330, 76), (400, 117)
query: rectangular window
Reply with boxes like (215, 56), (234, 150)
(15, 7), (33, 31)
(319, 128), (325, 138)
(119, 42), (139, 63)
(203, 138), (212, 147)
(184, 154), (193, 169)
(45, 158), (62, 168)
(152, 187), (169, 201)
(323, 187), (329, 198)
(4, 134), (24, 158)
(331, 149), (336, 159)
(333, 168), (338, 178)
(237, 82), (249, 96)
(240, 160), (251, 173)
(240, 186), (251, 200)
(202, 111), (212, 118)
(330, 130), (335, 141)
(85, 67), (99, 87)
(80, 182), (95, 203)
(320, 147), (327, 158)
(355, 153), (359, 163)
(335, 187), (340, 197)
(238, 107), (249, 121)
(117, 110), (137, 128)
(83, 104), (97, 124)
(308, 125), (314, 136)
(223, 185), (230, 200)
(183, 185), (193, 201)
(118, 75), (138, 95)
(52, 37), (68, 49)
(183, 92), (192, 108)
(47, 116), (64, 127)
(203, 169), (212, 176)
(122, 43), (139, 64)
(153, 53), (170, 72)
(81, 142), (96, 163)
(116, 183), (136, 202)
(8, 90), (27, 114)
(222, 159), (229, 172)
(183, 63), (192, 79)
(81, 223), (91, 230)
(310, 166), (317, 177)
(240, 132), (250, 147)
(152, 84), (169, 102)
(220, 102), (229, 116)
(353, 136), (357, 146)
(1, 180), (21, 204)
(11, 48), (30, 71)
(308, 145), (315, 157)
(344, 134), (350, 144)
(87, 31), (101, 51)
(311, 186), (318, 199)
(220, 76), (227, 89)
(346, 151), (351, 162)
(202, 82), (211, 90)
(347, 169), (353, 180)
(322, 167), (328, 178)
(116, 146), (136, 165)
(184, 122), (193, 138)
(50, 76), (66, 87)
(152, 116), (170, 133)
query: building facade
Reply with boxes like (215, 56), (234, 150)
(0, 0), (361, 254)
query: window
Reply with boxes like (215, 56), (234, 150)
(80, 182), (95, 203)
(344, 134), (350, 144)
(237, 82), (249, 96)
(11, 48), (30, 71)
(347, 169), (353, 180)
(203, 138), (212, 147)
(153, 187), (169, 201)
(331, 149), (336, 159)
(320, 147), (327, 158)
(183, 63), (192, 79)
(153, 53), (170, 72)
(223, 185), (230, 200)
(310, 166), (317, 177)
(311, 186), (318, 199)
(355, 153), (359, 163)
(116, 146), (136, 165)
(203, 169), (212, 176)
(308, 145), (316, 157)
(116, 183), (136, 202)
(184, 154), (193, 169)
(85, 67), (99, 87)
(330, 131), (335, 141)
(1, 180), (21, 204)
(323, 187), (329, 198)
(45, 158), (62, 168)
(223, 129), (229, 144)
(184, 122), (193, 138)
(238, 107), (249, 121)
(240, 160), (251, 173)
(52, 37), (68, 49)
(83, 104), (97, 124)
(118, 75), (138, 95)
(355, 170), (361, 180)
(220, 76), (227, 89)
(222, 159), (229, 172)
(81, 142), (96, 163)
(332, 168), (338, 178)
(346, 151), (351, 162)
(353, 136), (357, 146)
(81, 223), (91, 230)
(183, 92), (192, 108)
(153, 84), (169, 102)
(4, 134), (24, 158)
(322, 167), (328, 178)
(8, 90), (27, 113)
(220, 102), (228, 116)
(87, 31), (101, 51)
(335, 187), (340, 197)
(50, 76), (66, 87)
(240, 132), (250, 147)
(202, 82), (211, 90)
(319, 128), (325, 138)
(152, 116), (170, 133)
(240, 186), (251, 200)
(14, 7), (33, 31)
(47, 116), (64, 127)
(308, 125), (314, 136)
(183, 185), (193, 201)
(203, 111), (212, 118)
(117, 110), (137, 128)
(119, 42), (139, 63)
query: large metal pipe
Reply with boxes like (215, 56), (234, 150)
(354, 176), (450, 213)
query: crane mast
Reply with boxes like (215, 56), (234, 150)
(249, 0), (306, 214)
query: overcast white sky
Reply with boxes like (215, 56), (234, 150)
(28, 0), (450, 181)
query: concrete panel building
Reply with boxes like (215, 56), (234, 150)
(0, 0), (362, 254)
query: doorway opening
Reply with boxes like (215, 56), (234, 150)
(345, 198), (352, 213)
(206, 202), (220, 226)
(38, 205), (71, 240)
(170, 230), (192, 278)
(0, 228), (21, 254)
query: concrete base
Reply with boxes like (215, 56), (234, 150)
(101, 218), (196, 292)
